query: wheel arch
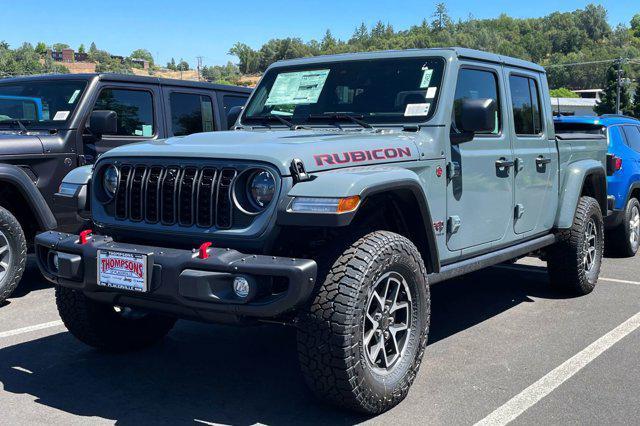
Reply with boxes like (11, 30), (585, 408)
(555, 160), (607, 229)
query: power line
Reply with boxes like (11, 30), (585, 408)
(545, 58), (619, 68)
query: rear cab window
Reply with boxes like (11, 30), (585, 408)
(94, 88), (154, 137)
(509, 75), (543, 136)
(169, 92), (215, 136)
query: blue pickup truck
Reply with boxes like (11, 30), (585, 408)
(555, 114), (640, 256)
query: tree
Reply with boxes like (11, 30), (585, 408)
(633, 84), (640, 118)
(550, 88), (579, 98)
(630, 13), (640, 38)
(89, 42), (98, 54)
(177, 59), (189, 71)
(595, 62), (633, 115)
(78, 44), (86, 54)
(228, 43), (261, 74)
(432, 2), (452, 30)
(167, 57), (177, 70)
(52, 43), (70, 52)
(321, 30), (337, 52)
(130, 48), (154, 65)
(34, 42), (47, 56)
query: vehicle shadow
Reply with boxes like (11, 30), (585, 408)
(0, 264), (566, 424)
(8, 256), (51, 299)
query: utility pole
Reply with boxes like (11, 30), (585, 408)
(196, 56), (203, 81)
(616, 58), (623, 115)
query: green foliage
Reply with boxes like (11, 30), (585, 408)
(550, 88), (579, 98)
(167, 57), (177, 70)
(78, 44), (86, 54)
(34, 42), (47, 56)
(633, 85), (640, 118)
(52, 43), (69, 52)
(0, 42), (68, 78)
(201, 62), (241, 84)
(177, 59), (189, 71)
(631, 14), (640, 38)
(594, 62), (633, 115)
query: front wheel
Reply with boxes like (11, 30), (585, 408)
(0, 206), (27, 303)
(297, 231), (430, 414)
(547, 196), (604, 295)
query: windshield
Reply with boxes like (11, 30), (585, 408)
(0, 80), (87, 129)
(243, 57), (445, 126)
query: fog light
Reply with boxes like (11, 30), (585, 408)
(233, 276), (250, 298)
(50, 252), (60, 272)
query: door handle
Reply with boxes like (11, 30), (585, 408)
(495, 158), (514, 169)
(536, 156), (551, 166)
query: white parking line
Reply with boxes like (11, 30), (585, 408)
(475, 311), (640, 426)
(0, 320), (64, 339)
(600, 277), (640, 285)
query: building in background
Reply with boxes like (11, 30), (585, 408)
(550, 97), (598, 116)
(573, 89), (603, 102)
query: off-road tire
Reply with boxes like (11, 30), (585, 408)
(547, 196), (603, 295)
(0, 206), (27, 303)
(606, 197), (640, 258)
(56, 286), (176, 352)
(297, 231), (430, 414)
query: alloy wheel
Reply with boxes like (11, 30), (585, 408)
(583, 218), (598, 272)
(0, 230), (12, 284)
(629, 205), (640, 248)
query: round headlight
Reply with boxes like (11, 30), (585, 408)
(248, 170), (275, 209)
(103, 165), (119, 199)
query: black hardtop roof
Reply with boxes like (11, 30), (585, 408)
(272, 47), (546, 73)
(0, 73), (252, 94)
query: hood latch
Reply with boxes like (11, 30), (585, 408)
(290, 158), (312, 183)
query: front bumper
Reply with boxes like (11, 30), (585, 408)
(35, 231), (317, 323)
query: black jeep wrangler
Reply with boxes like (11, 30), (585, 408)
(0, 73), (251, 302)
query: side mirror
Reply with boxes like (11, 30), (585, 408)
(227, 106), (243, 130)
(452, 98), (497, 144)
(88, 110), (117, 137)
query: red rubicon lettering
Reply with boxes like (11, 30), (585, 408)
(101, 258), (144, 278)
(314, 147), (412, 166)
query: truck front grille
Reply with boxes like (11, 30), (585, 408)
(113, 164), (237, 229)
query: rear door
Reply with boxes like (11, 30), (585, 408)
(506, 71), (556, 235)
(446, 64), (514, 252)
(83, 83), (162, 162)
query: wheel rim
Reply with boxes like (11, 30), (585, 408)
(0, 230), (12, 284)
(583, 219), (598, 273)
(629, 205), (640, 248)
(363, 271), (412, 374)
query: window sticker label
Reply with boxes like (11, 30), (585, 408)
(52, 111), (70, 121)
(420, 68), (433, 88)
(142, 125), (153, 137)
(68, 89), (81, 104)
(266, 69), (330, 106)
(404, 103), (431, 117)
(426, 87), (437, 99)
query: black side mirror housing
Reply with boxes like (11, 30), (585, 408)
(227, 106), (243, 130)
(451, 98), (497, 144)
(89, 110), (117, 137)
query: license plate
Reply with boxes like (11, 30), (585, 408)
(97, 250), (148, 292)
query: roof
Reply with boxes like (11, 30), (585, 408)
(271, 47), (546, 73)
(553, 115), (640, 126)
(0, 73), (252, 94)
(550, 97), (597, 107)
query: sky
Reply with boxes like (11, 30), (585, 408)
(1, 0), (638, 68)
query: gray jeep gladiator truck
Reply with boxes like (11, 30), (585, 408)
(35, 48), (607, 413)
(0, 73), (250, 302)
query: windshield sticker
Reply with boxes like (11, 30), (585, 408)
(420, 68), (433, 88)
(404, 103), (431, 117)
(52, 111), (70, 121)
(265, 69), (330, 106)
(68, 89), (81, 104)
(142, 124), (153, 137)
(426, 87), (437, 99)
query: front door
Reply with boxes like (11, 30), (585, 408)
(446, 65), (514, 252)
(505, 71), (555, 235)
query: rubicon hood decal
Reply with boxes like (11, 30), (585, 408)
(314, 147), (412, 166)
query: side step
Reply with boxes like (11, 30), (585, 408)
(428, 234), (556, 284)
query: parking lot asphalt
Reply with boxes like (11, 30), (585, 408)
(1, 253), (639, 425)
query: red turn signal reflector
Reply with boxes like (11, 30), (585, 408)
(79, 229), (93, 245)
(615, 157), (623, 171)
(198, 242), (213, 259)
(337, 196), (361, 213)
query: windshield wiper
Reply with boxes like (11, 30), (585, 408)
(261, 114), (296, 130)
(307, 113), (375, 130)
(0, 119), (29, 134)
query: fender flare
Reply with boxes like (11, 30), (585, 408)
(555, 160), (607, 229)
(0, 164), (57, 230)
(624, 181), (640, 205)
(279, 168), (440, 273)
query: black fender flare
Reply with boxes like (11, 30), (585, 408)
(625, 182), (640, 205)
(0, 164), (57, 230)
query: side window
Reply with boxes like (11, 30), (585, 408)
(222, 95), (247, 115)
(622, 126), (640, 152)
(509, 75), (543, 136)
(453, 68), (500, 135)
(169, 92), (214, 136)
(94, 89), (154, 137)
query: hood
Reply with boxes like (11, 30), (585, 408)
(100, 129), (423, 175)
(0, 132), (44, 155)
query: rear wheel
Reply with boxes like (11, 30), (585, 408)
(297, 231), (430, 414)
(0, 206), (27, 303)
(547, 196), (603, 295)
(56, 286), (176, 352)
(606, 197), (640, 257)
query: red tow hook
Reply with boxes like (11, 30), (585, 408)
(198, 242), (213, 259)
(79, 229), (93, 245)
